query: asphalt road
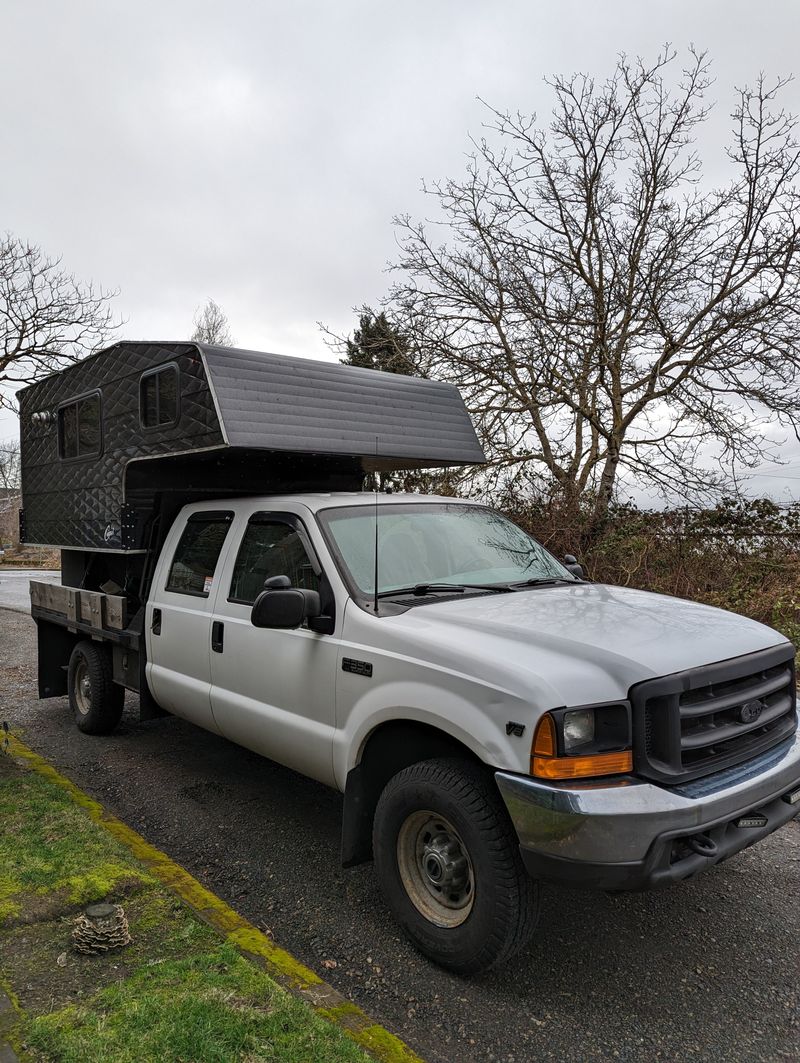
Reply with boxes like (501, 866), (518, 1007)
(0, 568), (60, 612)
(1, 604), (798, 1063)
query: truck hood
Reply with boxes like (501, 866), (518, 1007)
(383, 582), (789, 706)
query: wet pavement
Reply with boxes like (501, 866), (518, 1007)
(0, 569), (59, 613)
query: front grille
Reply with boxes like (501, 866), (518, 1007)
(631, 645), (797, 783)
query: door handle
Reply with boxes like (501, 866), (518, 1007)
(211, 620), (224, 653)
(151, 608), (162, 636)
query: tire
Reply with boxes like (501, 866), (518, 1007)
(67, 641), (125, 735)
(372, 757), (540, 975)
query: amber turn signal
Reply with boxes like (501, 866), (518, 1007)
(531, 749), (633, 780)
(530, 713), (633, 780)
(532, 712), (556, 756)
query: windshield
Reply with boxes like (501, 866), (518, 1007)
(317, 503), (576, 598)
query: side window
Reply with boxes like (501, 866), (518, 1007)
(140, 365), (179, 428)
(58, 393), (102, 459)
(229, 520), (320, 605)
(166, 512), (233, 596)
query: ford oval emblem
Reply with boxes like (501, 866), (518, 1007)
(738, 700), (765, 724)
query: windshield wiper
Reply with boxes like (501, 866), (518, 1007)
(376, 583), (466, 599)
(509, 577), (576, 588)
(376, 582), (513, 599)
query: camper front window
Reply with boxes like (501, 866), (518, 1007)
(140, 364), (178, 428)
(58, 393), (102, 460)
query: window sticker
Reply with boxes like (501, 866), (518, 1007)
(203, 576), (213, 594)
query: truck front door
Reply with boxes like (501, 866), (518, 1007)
(146, 508), (235, 734)
(208, 512), (339, 786)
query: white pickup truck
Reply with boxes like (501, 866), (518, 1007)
(39, 490), (800, 974)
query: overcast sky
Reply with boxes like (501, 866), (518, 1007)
(3, 0), (800, 502)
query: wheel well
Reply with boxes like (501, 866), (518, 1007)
(340, 720), (482, 868)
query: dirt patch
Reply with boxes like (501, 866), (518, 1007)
(1, 875), (147, 929)
(0, 887), (220, 1015)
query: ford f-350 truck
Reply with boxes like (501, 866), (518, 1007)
(21, 342), (800, 974)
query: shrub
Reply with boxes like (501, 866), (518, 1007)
(500, 494), (800, 643)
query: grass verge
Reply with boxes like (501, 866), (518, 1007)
(26, 943), (364, 1063)
(0, 753), (368, 1063)
(0, 769), (156, 925)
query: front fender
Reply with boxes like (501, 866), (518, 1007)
(333, 675), (534, 790)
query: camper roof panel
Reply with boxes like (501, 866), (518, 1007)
(197, 343), (485, 464)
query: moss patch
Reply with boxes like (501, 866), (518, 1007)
(0, 765), (155, 924)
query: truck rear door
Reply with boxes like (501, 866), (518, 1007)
(146, 508), (236, 734)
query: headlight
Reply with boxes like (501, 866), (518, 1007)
(563, 709), (595, 752)
(530, 703), (632, 780)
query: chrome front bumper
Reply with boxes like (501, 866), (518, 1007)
(495, 731), (800, 889)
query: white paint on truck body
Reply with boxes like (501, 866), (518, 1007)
(145, 493), (790, 793)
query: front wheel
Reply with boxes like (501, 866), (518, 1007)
(67, 641), (125, 735)
(372, 757), (539, 975)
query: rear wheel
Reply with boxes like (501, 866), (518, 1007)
(67, 641), (125, 735)
(373, 757), (539, 975)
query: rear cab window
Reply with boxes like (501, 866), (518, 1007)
(166, 511), (234, 597)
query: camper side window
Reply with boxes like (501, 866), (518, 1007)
(140, 365), (179, 428)
(58, 393), (102, 460)
(166, 512), (233, 597)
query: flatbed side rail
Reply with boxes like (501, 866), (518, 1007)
(29, 581), (130, 634)
(29, 580), (148, 703)
(30, 604), (140, 650)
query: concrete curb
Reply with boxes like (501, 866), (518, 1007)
(6, 734), (425, 1063)
(0, 989), (20, 1063)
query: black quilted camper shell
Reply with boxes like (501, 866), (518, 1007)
(19, 340), (485, 554)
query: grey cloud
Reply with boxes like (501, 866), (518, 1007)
(2, 0), (800, 500)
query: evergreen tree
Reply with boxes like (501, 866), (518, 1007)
(342, 308), (417, 376)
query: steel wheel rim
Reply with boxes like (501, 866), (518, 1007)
(396, 810), (475, 928)
(74, 659), (92, 716)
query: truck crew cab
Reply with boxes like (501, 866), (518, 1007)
(20, 342), (800, 974)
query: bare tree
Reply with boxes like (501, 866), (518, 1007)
(191, 298), (235, 346)
(0, 438), (20, 493)
(0, 438), (21, 547)
(390, 49), (800, 521)
(0, 234), (120, 411)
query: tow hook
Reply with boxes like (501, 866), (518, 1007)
(687, 833), (718, 858)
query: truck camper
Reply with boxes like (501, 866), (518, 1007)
(20, 341), (800, 973)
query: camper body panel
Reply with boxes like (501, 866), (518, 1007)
(18, 338), (484, 554)
(20, 342), (223, 551)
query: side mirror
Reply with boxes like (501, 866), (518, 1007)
(563, 554), (586, 580)
(251, 576), (322, 629)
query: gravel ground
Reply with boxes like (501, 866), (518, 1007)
(1, 606), (798, 1063)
